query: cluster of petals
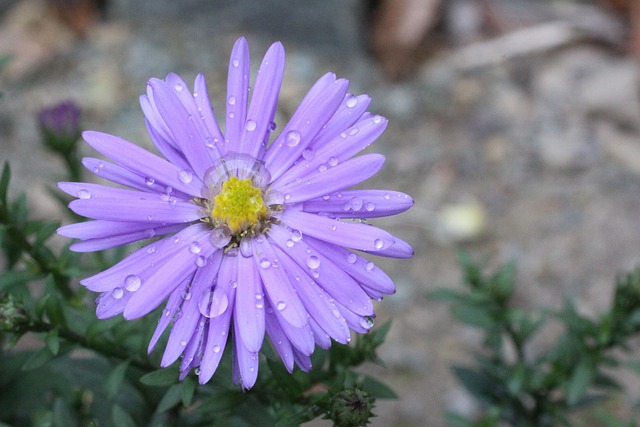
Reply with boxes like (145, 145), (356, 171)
(58, 37), (413, 388)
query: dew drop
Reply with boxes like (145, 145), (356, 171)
(331, 308), (341, 318)
(365, 202), (375, 212)
(190, 242), (201, 254)
(276, 301), (287, 311)
(147, 245), (157, 254)
(291, 229), (303, 242)
(374, 239), (384, 249)
(160, 193), (170, 201)
(232, 58), (239, 67)
(199, 290), (229, 318)
(245, 119), (256, 131)
(212, 345), (221, 353)
(349, 127), (359, 136)
(182, 290), (191, 301)
(111, 287), (124, 299)
(317, 164), (327, 173)
(178, 169), (193, 183)
(285, 130), (301, 147)
(124, 274), (141, 292)
(146, 215), (153, 221)
(145, 177), (155, 186)
(255, 302), (264, 309)
(384, 193), (391, 200)
(372, 115), (383, 124)
(145, 229), (156, 238)
(360, 317), (374, 330)
(259, 258), (271, 269)
(227, 95), (236, 105)
(180, 340), (187, 346)
(302, 148), (315, 160)
(174, 84), (183, 91)
(195, 255), (207, 267)
(195, 368), (201, 375)
(350, 197), (363, 211)
(168, 196), (177, 205)
(328, 157), (338, 167)
(78, 189), (91, 199)
(346, 96), (358, 108)
(366, 261), (375, 271)
(229, 280), (238, 288)
(346, 253), (357, 264)
(285, 239), (294, 248)
(228, 112), (235, 119)
(306, 256), (320, 269)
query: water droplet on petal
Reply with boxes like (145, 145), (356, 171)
(195, 255), (207, 267)
(384, 193), (391, 200)
(285, 130), (301, 147)
(199, 289), (229, 318)
(276, 301), (286, 311)
(232, 59), (239, 67)
(360, 317), (374, 330)
(227, 95), (236, 105)
(228, 112), (235, 119)
(190, 242), (201, 254)
(229, 280), (238, 288)
(302, 148), (314, 160)
(174, 84), (183, 91)
(145, 229), (156, 238)
(350, 197), (363, 211)
(78, 189), (91, 199)
(124, 274), (141, 292)
(349, 128), (359, 136)
(245, 119), (256, 131)
(291, 229), (302, 242)
(180, 340), (187, 346)
(366, 261), (374, 271)
(145, 177), (155, 186)
(213, 345), (221, 353)
(285, 239), (294, 248)
(111, 287), (124, 299)
(328, 157), (338, 167)
(365, 202), (375, 212)
(331, 308), (341, 318)
(259, 258), (271, 269)
(372, 115), (383, 124)
(374, 239), (384, 249)
(346, 96), (358, 108)
(178, 170), (193, 183)
(306, 256), (320, 269)
(346, 253), (357, 264)
(317, 164), (327, 173)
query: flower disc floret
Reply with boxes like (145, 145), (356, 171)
(211, 176), (267, 234)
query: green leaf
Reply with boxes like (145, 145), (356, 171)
(111, 404), (137, 427)
(156, 383), (183, 413)
(22, 347), (55, 371)
(46, 329), (60, 356)
(367, 320), (392, 348)
(566, 358), (595, 406)
(451, 304), (494, 329)
(181, 377), (196, 407)
(140, 366), (179, 386)
(0, 270), (41, 292)
(0, 162), (10, 205)
(451, 366), (495, 403)
(106, 360), (130, 399)
(359, 375), (397, 399)
(52, 396), (74, 427)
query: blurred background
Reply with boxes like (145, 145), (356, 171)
(2, 0), (640, 425)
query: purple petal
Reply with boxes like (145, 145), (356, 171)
(274, 154), (385, 204)
(234, 253), (265, 352)
(95, 289), (132, 319)
(369, 236), (414, 259)
(148, 78), (218, 179)
(280, 209), (395, 253)
(58, 220), (165, 240)
(251, 236), (307, 328)
(274, 245), (351, 344)
(69, 223), (185, 252)
(237, 42), (285, 158)
(148, 280), (189, 353)
(264, 78), (349, 181)
(198, 255), (237, 384)
(270, 302), (315, 356)
(225, 37), (250, 153)
(179, 319), (206, 378)
(123, 230), (215, 319)
(308, 316), (333, 349)
(265, 306), (295, 372)
(194, 73), (225, 154)
(59, 182), (167, 201)
(161, 251), (223, 366)
(272, 113), (386, 188)
(302, 190), (413, 219)
(293, 349), (312, 371)
(310, 94), (371, 151)
(334, 299), (374, 334)
(144, 117), (191, 170)
(304, 236), (396, 295)
(69, 197), (201, 223)
(233, 325), (259, 389)
(268, 224), (373, 316)
(82, 131), (204, 196)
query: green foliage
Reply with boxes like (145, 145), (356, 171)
(433, 253), (640, 426)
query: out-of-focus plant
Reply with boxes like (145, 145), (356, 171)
(432, 254), (640, 427)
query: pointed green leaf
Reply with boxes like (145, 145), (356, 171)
(111, 404), (137, 427)
(139, 366), (179, 386)
(157, 383), (183, 413)
(106, 360), (130, 399)
(359, 375), (397, 399)
(22, 347), (55, 371)
(181, 377), (196, 407)
(0, 162), (10, 205)
(566, 358), (595, 406)
(46, 329), (60, 356)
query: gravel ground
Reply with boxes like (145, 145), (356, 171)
(3, 0), (640, 425)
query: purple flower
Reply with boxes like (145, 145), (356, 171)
(57, 37), (413, 388)
(38, 100), (82, 151)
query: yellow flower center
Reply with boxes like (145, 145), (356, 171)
(211, 176), (268, 234)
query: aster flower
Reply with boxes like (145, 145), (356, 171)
(57, 37), (413, 388)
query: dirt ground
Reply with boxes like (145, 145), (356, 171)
(3, 0), (640, 425)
